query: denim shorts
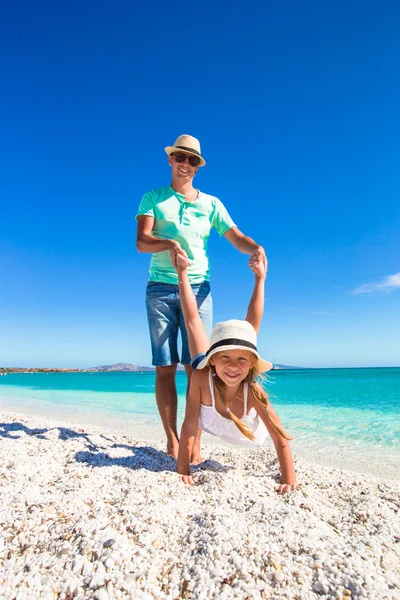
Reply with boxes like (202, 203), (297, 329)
(145, 281), (213, 367)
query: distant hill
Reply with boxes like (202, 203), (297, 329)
(272, 363), (304, 370)
(1, 362), (302, 374)
(89, 363), (187, 372)
(89, 363), (301, 372)
(89, 363), (155, 372)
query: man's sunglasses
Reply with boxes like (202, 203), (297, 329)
(172, 152), (200, 167)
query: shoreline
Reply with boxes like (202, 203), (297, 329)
(1, 409), (400, 599)
(1, 403), (399, 482)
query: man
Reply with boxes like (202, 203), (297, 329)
(136, 134), (266, 459)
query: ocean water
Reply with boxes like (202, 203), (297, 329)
(1, 368), (399, 478)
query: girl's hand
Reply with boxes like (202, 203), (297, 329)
(179, 474), (195, 485)
(276, 482), (297, 495)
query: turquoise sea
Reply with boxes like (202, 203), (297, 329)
(1, 368), (399, 478)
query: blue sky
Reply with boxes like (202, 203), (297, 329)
(1, 0), (399, 368)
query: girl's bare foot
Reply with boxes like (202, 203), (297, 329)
(249, 257), (266, 278)
(176, 252), (190, 270)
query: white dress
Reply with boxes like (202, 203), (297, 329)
(198, 370), (268, 447)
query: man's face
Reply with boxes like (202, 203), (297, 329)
(168, 153), (199, 181)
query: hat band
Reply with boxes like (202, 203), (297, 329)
(206, 338), (257, 357)
(174, 145), (201, 157)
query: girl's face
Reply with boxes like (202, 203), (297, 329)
(210, 349), (254, 388)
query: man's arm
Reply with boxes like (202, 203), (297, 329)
(224, 226), (267, 267)
(136, 215), (186, 264)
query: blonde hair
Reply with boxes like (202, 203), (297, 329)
(210, 361), (292, 442)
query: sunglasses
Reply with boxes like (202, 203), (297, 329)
(172, 152), (200, 167)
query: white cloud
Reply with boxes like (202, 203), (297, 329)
(353, 272), (400, 295)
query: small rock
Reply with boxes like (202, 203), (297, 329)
(274, 571), (283, 583)
(211, 566), (225, 578)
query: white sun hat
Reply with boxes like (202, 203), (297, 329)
(196, 319), (273, 372)
(164, 134), (206, 166)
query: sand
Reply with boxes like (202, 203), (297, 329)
(0, 410), (399, 599)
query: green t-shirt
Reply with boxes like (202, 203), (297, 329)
(136, 186), (235, 284)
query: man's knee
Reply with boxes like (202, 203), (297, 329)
(156, 364), (178, 382)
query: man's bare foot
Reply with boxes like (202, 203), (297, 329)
(190, 453), (204, 465)
(167, 440), (179, 459)
(191, 434), (203, 464)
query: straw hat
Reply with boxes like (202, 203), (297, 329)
(164, 134), (206, 167)
(196, 319), (273, 372)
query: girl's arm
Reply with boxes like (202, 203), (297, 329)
(176, 256), (210, 359)
(177, 371), (203, 485)
(254, 400), (297, 494)
(245, 259), (266, 334)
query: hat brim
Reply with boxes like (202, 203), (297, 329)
(196, 344), (273, 373)
(165, 146), (206, 167)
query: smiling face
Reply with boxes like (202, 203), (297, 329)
(168, 153), (198, 183)
(210, 349), (255, 388)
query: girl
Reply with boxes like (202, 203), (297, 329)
(175, 254), (296, 494)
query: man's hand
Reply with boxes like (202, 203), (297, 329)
(179, 474), (195, 485)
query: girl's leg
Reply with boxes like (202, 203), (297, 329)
(175, 257), (210, 464)
(176, 260), (210, 359)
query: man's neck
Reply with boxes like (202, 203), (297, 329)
(170, 178), (196, 196)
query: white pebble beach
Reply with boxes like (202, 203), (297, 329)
(1, 410), (399, 600)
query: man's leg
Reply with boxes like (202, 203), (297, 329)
(156, 364), (179, 458)
(146, 282), (180, 458)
